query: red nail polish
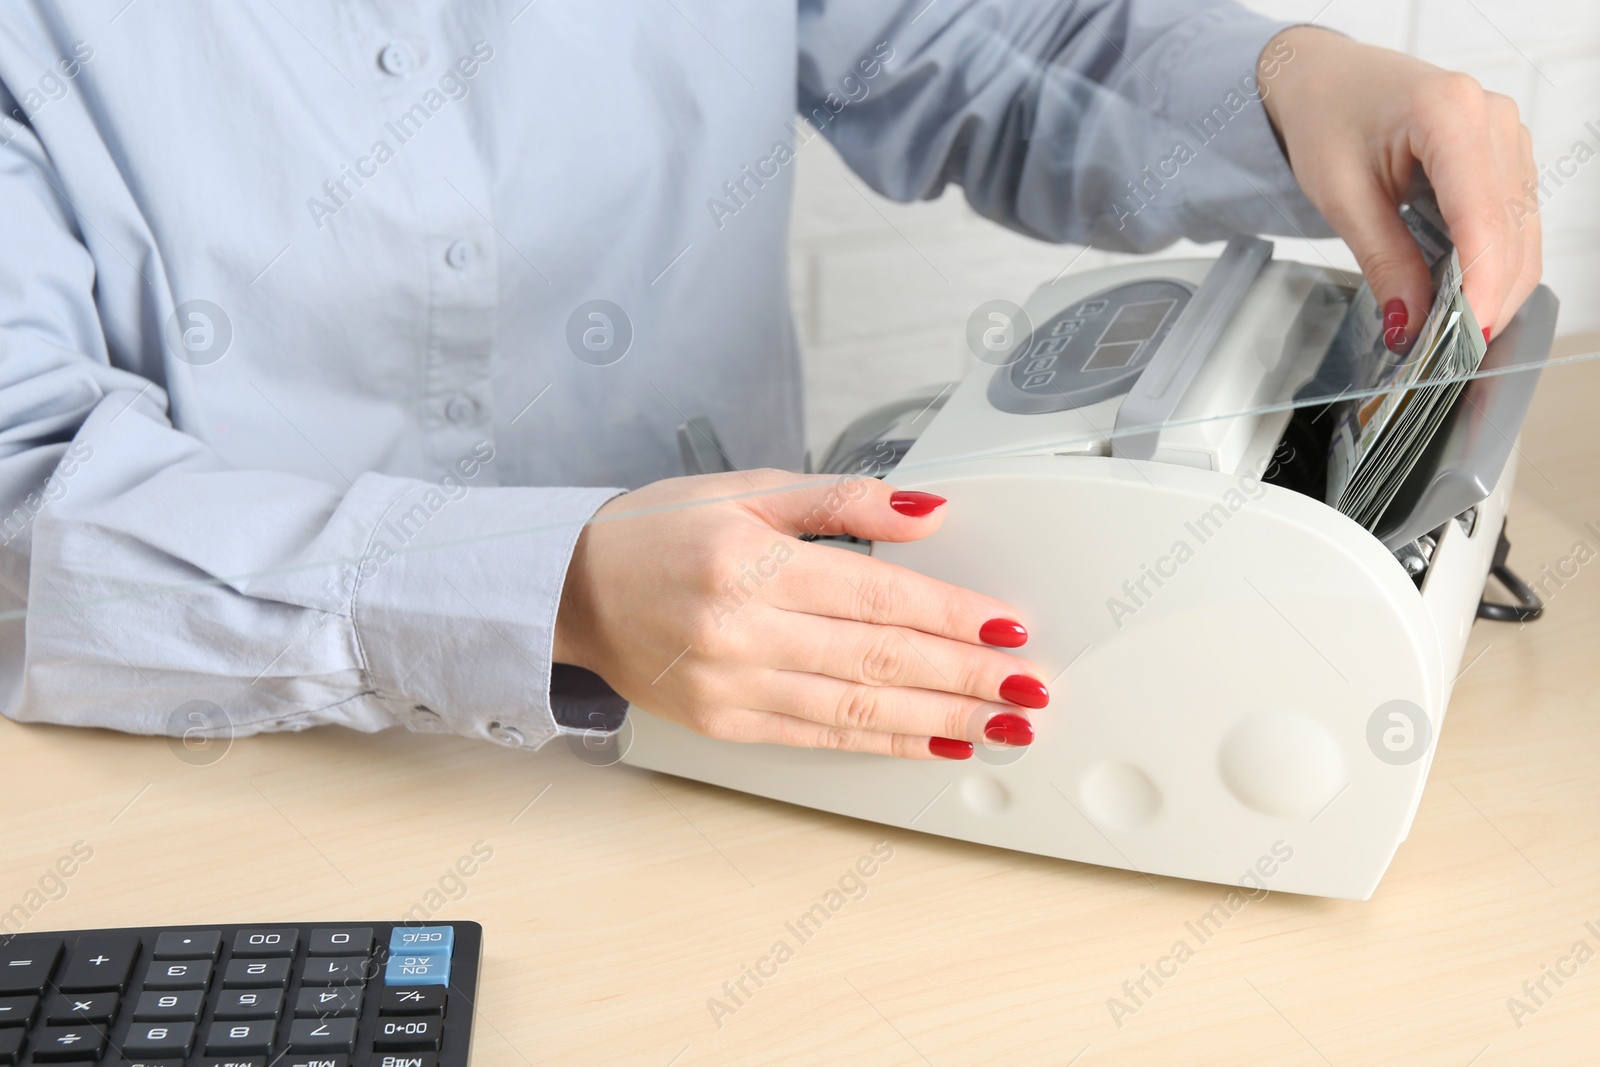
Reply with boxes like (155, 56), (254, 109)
(889, 490), (946, 517)
(979, 618), (1028, 647)
(1482, 325), (1492, 344)
(984, 712), (1034, 746)
(929, 736), (973, 760)
(1383, 299), (1408, 352)
(999, 674), (1049, 709)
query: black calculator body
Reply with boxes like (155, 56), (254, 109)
(0, 921), (480, 1067)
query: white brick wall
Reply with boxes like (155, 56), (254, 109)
(789, 1), (1600, 455)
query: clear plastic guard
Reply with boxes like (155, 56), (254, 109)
(984, 279), (1571, 461)
(828, 271), (1586, 543)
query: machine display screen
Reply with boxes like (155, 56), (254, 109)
(1083, 298), (1177, 370)
(1083, 341), (1142, 371)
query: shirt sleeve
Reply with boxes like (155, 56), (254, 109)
(0, 98), (622, 753)
(798, 0), (1336, 252)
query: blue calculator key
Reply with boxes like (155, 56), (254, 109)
(388, 927), (453, 956)
(383, 954), (450, 987)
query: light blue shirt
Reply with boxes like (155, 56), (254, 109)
(0, 0), (1328, 749)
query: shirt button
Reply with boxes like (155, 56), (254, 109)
(445, 239), (475, 272)
(487, 722), (524, 747)
(444, 393), (480, 427)
(378, 41), (416, 77)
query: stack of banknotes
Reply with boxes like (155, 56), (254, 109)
(1324, 190), (1488, 530)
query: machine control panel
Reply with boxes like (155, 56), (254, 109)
(987, 279), (1193, 415)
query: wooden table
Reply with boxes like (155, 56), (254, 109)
(4, 331), (1598, 1066)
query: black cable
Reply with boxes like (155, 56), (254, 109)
(1477, 521), (1544, 622)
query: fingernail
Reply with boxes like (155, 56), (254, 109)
(999, 674), (1049, 709)
(984, 712), (1034, 746)
(979, 618), (1028, 647)
(929, 736), (973, 760)
(1482, 325), (1492, 344)
(1383, 299), (1408, 352)
(889, 490), (946, 518)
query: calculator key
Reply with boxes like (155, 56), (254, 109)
(222, 957), (292, 988)
(287, 1016), (358, 1053)
(191, 1059), (265, 1067)
(205, 1019), (277, 1054)
(301, 957), (370, 986)
(58, 933), (139, 991)
(368, 1056), (435, 1067)
(133, 989), (205, 1021)
(307, 928), (373, 956)
(44, 991), (118, 1024)
(0, 1027), (20, 1066)
(31, 1025), (106, 1061)
(0, 994), (37, 1027)
(383, 954), (449, 987)
(295, 986), (363, 1017)
(372, 1017), (441, 1051)
(122, 1021), (196, 1058)
(0, 936), (61, 994)
(142, 958), (213, 990)
(213, 988), (284, 1020)
(152, 930), (221, 960)
(378, 987), (445, 1016)
(231, 929), (298, 957)
(388, 927), (452, 956)
(284, 1059), (349, 1067)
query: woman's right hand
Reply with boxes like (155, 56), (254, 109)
(553, 469), (1049, 759)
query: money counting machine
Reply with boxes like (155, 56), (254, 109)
(622, 236), (1560, 900)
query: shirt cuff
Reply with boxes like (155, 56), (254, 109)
(1159, 7), (1334, 238)
(349, 475), (625, 750)
(550, 663), (629, 734)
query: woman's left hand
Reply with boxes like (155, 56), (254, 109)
(1259, 25), (1541, 348)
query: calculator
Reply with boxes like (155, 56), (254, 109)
(0, 921), (480, 1067)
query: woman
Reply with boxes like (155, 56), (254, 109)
(0, 2), (1539, 760)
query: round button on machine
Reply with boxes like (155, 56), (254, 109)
(1078, 761), (1162, 829)
(1218, 710), (1345, 820)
